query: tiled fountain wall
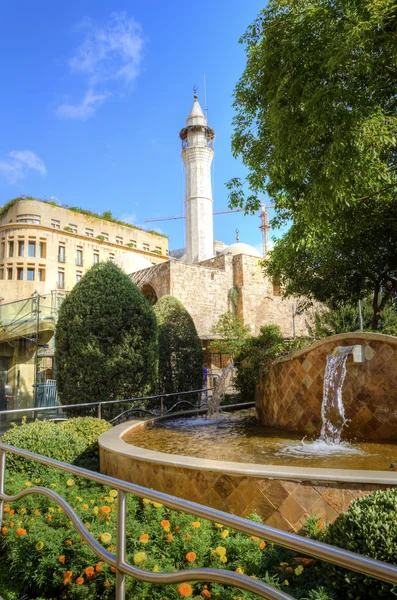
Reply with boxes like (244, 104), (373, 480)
(256, 332), (397, 441)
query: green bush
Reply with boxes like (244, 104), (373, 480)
(322, 488), (397, 598)
(154, 296), (203, 398)
(2, 417), (111, 475)
(312, 298), (397, 337)
(55, 262), (158, 413)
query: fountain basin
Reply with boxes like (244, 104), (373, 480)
(99, 408), (397, 532)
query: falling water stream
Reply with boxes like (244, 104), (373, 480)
(206, 362), (235, 419)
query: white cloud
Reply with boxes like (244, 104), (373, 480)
(57, 89), (110, 121)
(57, 12), (143, 120)
(0, 151), (47, 184)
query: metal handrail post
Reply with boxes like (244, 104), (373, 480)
(0, 449), (5, 526)
(97, 403), (102, 420)
(116, 489), (126, 600)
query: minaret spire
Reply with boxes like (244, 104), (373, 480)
(180, 89), (215, 263)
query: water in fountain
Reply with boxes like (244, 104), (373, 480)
(277, 353), (364, 458)
(206, 362), (234, 420)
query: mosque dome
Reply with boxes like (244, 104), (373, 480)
(220, 242), (262, 258)
(114, 252), (153, 274)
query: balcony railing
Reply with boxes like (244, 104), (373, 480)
(0, 441), (397, 600)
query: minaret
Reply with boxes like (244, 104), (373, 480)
(180, 89), (215, 263)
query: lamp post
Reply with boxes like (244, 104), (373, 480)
(292, 304), (304, 339)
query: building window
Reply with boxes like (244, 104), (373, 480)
(143, 243), (149, 252)
(27, 268), (35, 281)
(100, 232), (109, 242)
(69, 224), (77, 234)
(93, 252), (99, 264)
(76, 271), (82, 283)
(16, 214), (41, 224)
(109, 253), (114, 262)
(129, 239), (137, 248)
(38, 242), (46, 258)
(58, 245), (66, 263)
(38, 268), (45, 282)
(51, 219), (60, 229)
(28, 241), (36, 257)
(85, 228), (94, 238)
(18, 241), (25, 256)
(17, 267), (23, 280)
(57, 269), (65, 289)
(155, 246), (162, 253)
(76, 249), (83, 266)
(7, 268), (12, 280)
(8, 241), (14, 257)
(116, 236), (123, 245)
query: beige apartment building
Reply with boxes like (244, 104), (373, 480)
(0, 198), (168, 304)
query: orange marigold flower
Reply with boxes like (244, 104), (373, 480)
(9, 510), (15, 517)
(251, 536), (259, 542)
(16, 528), (27, 536)
(318, 520), (324, 530)
(160, 519), (171, 532)
(59, 555), (66, 564)
(34, 509), (40, 516)
(8, 522), (14, 528)
(85, 567), (95, 576)
(201, 591), (211, 598)
(95, 562), (104, 572)
(186, 551), (196, 563)
(63, 578), (71, 585)
(110, 566), (116, 573)
(191, 521), (200, 529)
(259, 541), (266, 550)
(178, 583), (193, 597)
(1, 527), (7, 535)
(65, 539), (73, 545)
(139, 533), (150, 544)
(47, 514), (52, 521)
(64, 571), (73, 579)
(76, 577), (84, 585)
(106, 516), (111, 522)
(108, 545), (115, 553)
(104, 581), (111, 587)
(184, 533), (192, 540)
(100, 506), (111, 514)
(3, 507), (10, 513)
(174, 526), (181, 533)
(166, 533), (173, 542)
(285, 567), (293, 573)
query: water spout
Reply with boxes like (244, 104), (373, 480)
(332, 344), (364, 363)
(206, 363), (234, 419)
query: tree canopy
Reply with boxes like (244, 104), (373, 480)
(154, 296), (203, 396)
(55, 262), (158, 408)
(228, 0), (397, 223)
(209, 312), (251, 358)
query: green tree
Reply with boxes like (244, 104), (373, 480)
(55, 262), (158, 409)
(209, 312), (251, 358)
(154, 296), (203, 397)
(228, 0), (397, 223)
(313, 298), (397, 337)
(265, 199), (397, 329)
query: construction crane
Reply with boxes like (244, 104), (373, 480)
(145, 204), (275, 257)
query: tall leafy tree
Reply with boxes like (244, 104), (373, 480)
(55, 262), (158, 408)
(209, 312), (251, 359)
(154, 296), (203, 396)
(228, 0), (397, 222)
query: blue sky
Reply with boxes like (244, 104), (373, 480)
(0, 0), (271, 252)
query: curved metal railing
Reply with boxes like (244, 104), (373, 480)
(1, 443), (397, 600)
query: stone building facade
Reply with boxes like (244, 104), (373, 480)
(0, 198), (168, 304)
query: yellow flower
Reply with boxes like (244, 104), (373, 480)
(50, 483), (57, 488)
(35, 541), (44, 550)
(90, 500), (95, 505)
(219, 555), (227, 563)
(280, 562), (288, 567)
(66, 479), (74, 487)
(294, 565), (304, 576)
(93, 506), (99, 515)
(143, 498), (151, 504)
(152, 565), (159, 572)
(104, 496), (115, 503)
(283, 580), (289, 586)
(235, 568), (244, 574)
(221, 530), (229, 539)
(215, 523), (223, 528)
(191, 521), (201, 529)
(82, 504), (89, 510)
(75, 496), (83, 503)
(34, 478), (41, 484)
(133, 552), (147, 565)
(152, 502), (163, 508)
(109, 489), (118, 498)
(214, 546), (226, 557)
(48, 507), (55, 513)
(100, 532), (112, 544)
(25, 482), (32, 487)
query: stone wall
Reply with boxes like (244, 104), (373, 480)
(256, 332), (397, 441)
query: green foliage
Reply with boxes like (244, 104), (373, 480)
(1, 418), (111, 475)
(235, 325), (308, 402)
(323, 488), (397, 598)
(264, 198), (397, 330)
(102, 210), (113, 220)
(96, 235), (105, 241)
(209, 311), (251, 358)
(154, 296), (203, 397)
(228, 0), (397, 223)
(312, 298), (397, 337)
(55, 262), (158, 410)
